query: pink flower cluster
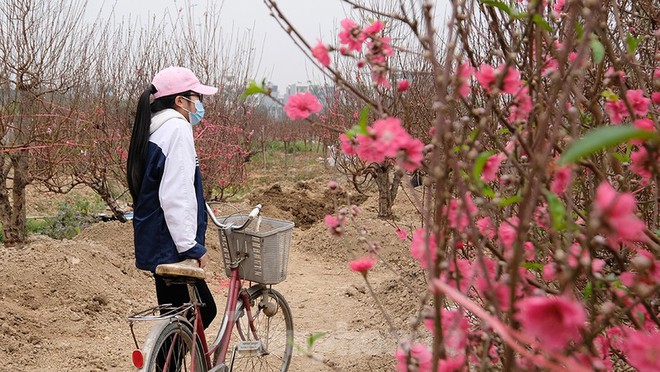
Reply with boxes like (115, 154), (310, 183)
(410, 228), (437, 269)
(284, 92), (323, 120)
(475, 64), (522, 95)
(349, 256), (376, 275)
(593, 182), (646, 245)
(516, 295), (586, 351)
(472, 63), (533, 123)
(605, 89), (652, 125)
(330, 18), (395, 87)
(341, 117), (424, 171)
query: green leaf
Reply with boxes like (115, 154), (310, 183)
(242, 80), (268, 99)
(345, 105), (372, 139)
(575, 22), (584, 40)
(532, 14), (552, 32)
(583, 281), (593, 300)
(480, 0), (512, 15)
(626, 33), (643, 54)
(590, 37), (605, 65)
(521, 262), (543, 272)
(357, 105), (371, 131)
(612, 152), (629, 163)
(544, 191), (566, 231)
(307, 332), (327, 351)
(482, 186), (496, 198)
(499, 195), (522, 207)
(600, 89), (619, 101)
(559, 126), (657, 165)
(473, 151), (494, 182)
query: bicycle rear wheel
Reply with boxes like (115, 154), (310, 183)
(143, 320), (208, 372)
(227, 287), (293, 371)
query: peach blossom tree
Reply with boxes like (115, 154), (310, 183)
(262, 0), (660, 370)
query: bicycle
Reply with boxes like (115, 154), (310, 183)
(128, 203), (295, 371)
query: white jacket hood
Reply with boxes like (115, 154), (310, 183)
(150, 109), (188, 134)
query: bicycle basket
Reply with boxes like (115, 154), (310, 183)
(217, 215), (294, 284)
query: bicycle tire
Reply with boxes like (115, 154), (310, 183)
(224, 287), (294, 371)
(143, 319), (208, 372)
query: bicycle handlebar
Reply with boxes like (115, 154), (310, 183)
(205, 203), (262, 231)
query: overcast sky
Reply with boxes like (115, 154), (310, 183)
(88, 0), (352, 90)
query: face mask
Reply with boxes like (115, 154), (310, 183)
(181, 96), (205, 125)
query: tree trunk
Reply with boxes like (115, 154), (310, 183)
(373, 164), (402, 218)
(0, 151), (29, 247)
(90, 179), (128, 223)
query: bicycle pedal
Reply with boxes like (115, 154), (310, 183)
(237, 340), (262, 355)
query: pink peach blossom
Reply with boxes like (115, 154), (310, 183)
(437, 355), (466, 372)
(338, 18), (366, 52)
(623, 330), (660, 372)
(284, 92), (323, 120)
(516, 295), (586, 351)
(410, 228), (436, 269)
(363, 20), (384, 36)
(543, 263), (556, 281)
(542, 57), (559, 77)
(312, 40), (330, 67)
(594, 182), (647, 243)
(482, 153), (505, 182)
(354, 134), (384, 163)
(477, 217), (496, 239)
(630, 147), (655, 179)
(550, 166), (572, 195)
(447, 193), (477, 230)
(367, 117), (408, 157)
(395, 227), (408, 240)
(457, 63), (474, 97)
(372, 71), (391, 88)
(626, 89), (650, 117)
(508, 86), (533, 123)
(395, 343), (432, 372)
(652, 92), (660, 105)
(349, 256), (376, 274)
(397, 79), (410, 92)
(553, 0), (565, 12)
(634, 118), (654, 131)
(423, 309), (469, 353)
(339, 133), (357, 156)
(605, 99), (629, 124)
(398, 137), (425, 172)
(500, 65), (523, 95)
(498, 217), (520, 250)
(475, 64), (497, 93)
(324, 214), (343, 236)
(474, 259), (516, 310)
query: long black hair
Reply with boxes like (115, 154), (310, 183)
(126, 85), (193, 202)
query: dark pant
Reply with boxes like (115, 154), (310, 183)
(155, 274), (217, 329)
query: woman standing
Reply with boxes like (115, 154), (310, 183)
(127, 66), (217, 329)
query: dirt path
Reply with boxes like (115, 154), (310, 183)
(279, 241), (396, 370)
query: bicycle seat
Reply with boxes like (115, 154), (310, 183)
(155, 259), (206, 280)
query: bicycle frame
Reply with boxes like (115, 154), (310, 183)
(189, 254), (261, 372)
(131, 204), (279, 372)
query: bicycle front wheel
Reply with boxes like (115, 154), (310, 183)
(228, 287), (294, 371)
(143, 320), (208, 372)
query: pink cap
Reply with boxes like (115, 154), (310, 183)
(151, 66), (218, 99)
